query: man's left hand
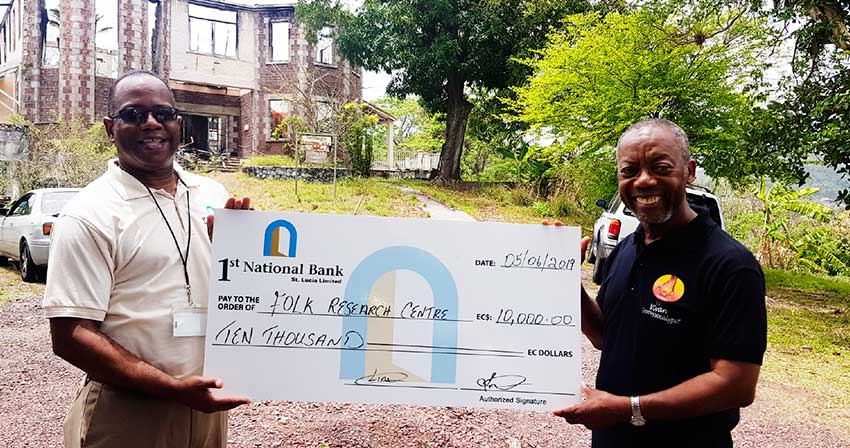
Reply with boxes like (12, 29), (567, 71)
(553, 384), (631, 429)
(207, 197), (253, 240)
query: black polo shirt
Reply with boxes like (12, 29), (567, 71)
(592, 210), (767, 448)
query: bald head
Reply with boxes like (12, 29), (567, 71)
(107, 71), (174, 116)
(617, 119), (690, 163)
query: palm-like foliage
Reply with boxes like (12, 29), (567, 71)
(755, 177), (840, 272)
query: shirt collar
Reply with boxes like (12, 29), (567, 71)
(105, 158), (201, 201)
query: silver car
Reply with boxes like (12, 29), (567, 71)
(0, 188), (81, 282)
(588, 186), (724, 284)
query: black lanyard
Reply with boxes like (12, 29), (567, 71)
(143, 175), (193, 305)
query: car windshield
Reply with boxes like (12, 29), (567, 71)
(41, 191), (78, 215)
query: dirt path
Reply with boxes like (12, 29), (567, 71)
(1, 266), (848, 447)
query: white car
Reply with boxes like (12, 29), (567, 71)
(0, 188), (81, 282)
(588, 186), (724, 284)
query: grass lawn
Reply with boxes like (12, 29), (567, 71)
(397, 179), (595, 230)
(762, 268), (850, 431)
(205, 172), (426, 218)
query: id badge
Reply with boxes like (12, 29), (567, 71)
(172, 305), (207, 337)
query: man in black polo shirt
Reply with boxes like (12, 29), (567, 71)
(554, 119), (767, 447)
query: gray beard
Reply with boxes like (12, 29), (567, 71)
(636, 207), (674, 225)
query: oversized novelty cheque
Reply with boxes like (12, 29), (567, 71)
(203, 210), (582, 411)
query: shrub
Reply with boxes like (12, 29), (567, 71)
(548, 149), (618, 213)
(508, 186), (535, 206)
(1, 118), (115, 193)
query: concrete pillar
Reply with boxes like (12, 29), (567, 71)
(119, 0), (147, 73)
(59, 0), (96, 121)
(387, 120), (394, 166)
(19, 0), (43, 121)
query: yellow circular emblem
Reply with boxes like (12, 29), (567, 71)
(652, 275), (685, 302)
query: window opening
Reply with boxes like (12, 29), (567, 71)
(269, 99), (289, 139)
(316, 26), (334, 65)
(43, 0), (60, 66)
(270, 21), (290, 62)
(95, 0), (119, 78)
(189, 3), (237, 57)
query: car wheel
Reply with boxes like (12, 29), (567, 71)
(19, 242), (41, 283)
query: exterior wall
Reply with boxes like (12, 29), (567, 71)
(250, 10), (362, 155)
(168, 0), (258, 90)
(0, 0), (26, 77)
(8, 0), (363, 156)
(39, 68), (60, 121)
(94, 75), (113, 119)
(19, 0), (45, 121)
(59, 0), (96, 121)
(119, 0), (148, 72)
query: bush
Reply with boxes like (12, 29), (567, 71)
(338, 103), (379, 177)
(548, 149), (618, 213)
(508, 186), (535, 206)
(1, 118), (115, 193)
(529, 201), (553, 217)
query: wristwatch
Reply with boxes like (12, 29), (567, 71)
(630, 395), (646, 426)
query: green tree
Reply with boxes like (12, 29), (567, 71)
(510, 8), (776, 183)
(462, 89), (546, 182)
(296, 0), (590, 181)
(369, 97), (445, 160)
(337, 103), (380, 176)
(744, 1), (850, 207)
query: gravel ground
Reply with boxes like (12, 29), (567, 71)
(1, 286), (848, 447)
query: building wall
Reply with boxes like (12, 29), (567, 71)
(19, 0), (45, 121)
(40, 68), (60, 121)
(59, 0), (96, 121)
(168, 0), (258, 90)
(250, 10), (362, 155)
(9, 0), (363, 155)
(119, 0), (148, 72)
(0, 0), (26, 76)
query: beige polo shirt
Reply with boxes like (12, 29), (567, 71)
(43, 160), (230, 378)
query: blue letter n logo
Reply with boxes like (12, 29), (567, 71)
(263, 220), (297, 257)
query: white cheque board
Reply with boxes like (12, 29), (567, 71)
(204, 210), (582, 411)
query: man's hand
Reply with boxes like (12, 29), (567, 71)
(207, 196), (253, 240)
(553, 384), (630, 430)
(172, 375), (251, 414)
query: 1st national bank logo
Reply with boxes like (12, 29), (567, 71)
(340, 246), (458, 384)
(264, 219), (297, 257)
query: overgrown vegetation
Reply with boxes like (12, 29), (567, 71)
(206, 172), (424, 218)
(1, 118), (115, 194)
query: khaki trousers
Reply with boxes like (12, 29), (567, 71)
(64, 379), (227, 448)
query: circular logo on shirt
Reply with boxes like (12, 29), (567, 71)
(652, 275), (685, 302)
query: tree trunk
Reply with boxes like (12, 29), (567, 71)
(437, 78), (473, 181)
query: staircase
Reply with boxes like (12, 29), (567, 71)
(219, 157), (242, 173)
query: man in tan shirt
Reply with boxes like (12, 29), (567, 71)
(43, 71), (251, 448)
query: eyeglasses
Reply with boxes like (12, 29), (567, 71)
(109, 106), (179, 124)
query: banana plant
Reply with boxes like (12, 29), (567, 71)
(754, 177), (834, 269)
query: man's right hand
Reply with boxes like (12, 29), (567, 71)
(172, 376), (251, 414)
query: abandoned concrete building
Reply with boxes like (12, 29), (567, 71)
(0, 0), (365, 156)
